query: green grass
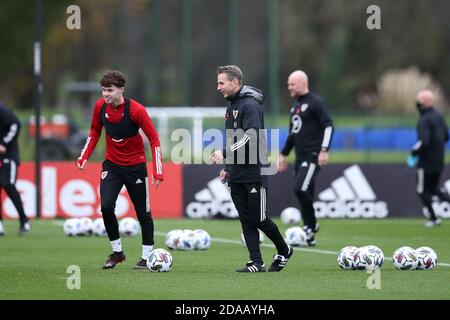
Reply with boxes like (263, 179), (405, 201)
(0, 218), (449, 300)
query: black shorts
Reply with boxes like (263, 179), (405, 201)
(100, 160), (151, 214)
(0, 158), (18, 187)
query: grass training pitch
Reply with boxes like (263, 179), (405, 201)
(0, 218), (449, 300)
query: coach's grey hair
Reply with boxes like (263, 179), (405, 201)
(217, 65), (243, 85)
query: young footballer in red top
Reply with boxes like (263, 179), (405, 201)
(76, 70), (163, 269)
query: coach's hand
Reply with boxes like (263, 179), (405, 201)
(76, 158), (87, 170)
(152, 176), (163, 189)
(0, 144), (6, 154)
(318, 150), (329, 167)
(210, 150), (224, 164)
(219, 169), (228, 183)
(277, 154), (288, 172)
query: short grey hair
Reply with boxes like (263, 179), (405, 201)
(217, 65), (243, 85)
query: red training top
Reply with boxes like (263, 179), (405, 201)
(77, 98), (163, 180)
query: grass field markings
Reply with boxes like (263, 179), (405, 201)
(49, 223), (450, 268)
(154, 232), (450, 267)
(154, 231), (338, 255)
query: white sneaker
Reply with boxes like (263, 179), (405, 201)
(0, 221), (4, 236)
(425, 219), (442, 228)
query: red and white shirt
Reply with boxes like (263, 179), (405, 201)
(77, 98), (163, 180)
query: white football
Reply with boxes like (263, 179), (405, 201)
(193, 229), (211, 250)
(119, 217), (140, 236)
(146, 248), (173, 272)
(165, 229), (184, 250)
(79, 217), (94, 236)
(241, 229), (264, 246)
(63, 218), (81, 236)
(352, 247), (368, 270)
(284, 226), (307, 246)
(393, 246), (418, 270)
(415, 246), (438, 270)
(359, 245), (384, 270)
(92, 218), (107, 237)
(337, 246), (358, 270)
(177, 230), (197, 250)
(280, 207), (302, 225)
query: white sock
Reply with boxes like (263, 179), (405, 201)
(0, 221), (4, 234)
(111, 239), (122, 252)
(142, 245), (154, 260)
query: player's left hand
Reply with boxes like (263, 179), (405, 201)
(406, 154), (418, 168)
(277, 154), (288, 172)
(0, 144), (6, 154)
(152, 176), (163, 189)
(210, 150), (224, 164)
(318, 150), (329, 167)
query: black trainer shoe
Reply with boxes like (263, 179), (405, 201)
(303, 225), (317, 246)
(134, 258), (148, 270)
(268, 246), (294, 272)
(303, 223), (320, 233)
(18, 222), (31, 236)
(313, 223), (320, 233)
(102, 251), (126, 269)
(235, 261), (266, 272)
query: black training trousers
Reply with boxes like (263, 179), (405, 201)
(293, 157), (320, 229)
(0, 158), (28, 224)
(230, 182), (288, 265)
(100, 160), (154, 245)
(416, 168), (450, 221)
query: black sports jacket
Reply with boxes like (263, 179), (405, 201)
(412, 107), (449, 173)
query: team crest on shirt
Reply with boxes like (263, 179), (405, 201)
(101, 171), (108, 180)
(301, 104), (309, 112)
(105, 113), (110, 118)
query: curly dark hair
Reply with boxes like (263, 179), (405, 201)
(100, 70), (126, 88)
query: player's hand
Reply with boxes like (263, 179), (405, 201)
(76, 159), (87, 170)
(277, 154), (288, 172)
(152, 176), (163, 189)
(210, 150), (224, 164)
(406, 154), (418, 168)
(318, 150), (329, 167)
(219, 169), (228, 183)
(0, 144), (6, 154)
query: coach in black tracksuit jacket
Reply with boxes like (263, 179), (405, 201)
(411, 90), (450, 227)
(212, 65), (292, 273)
(0, 102), (29, 230)
(278, 70), (333, 246)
